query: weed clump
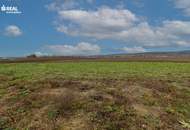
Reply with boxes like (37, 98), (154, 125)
(53, 89), (79, 116)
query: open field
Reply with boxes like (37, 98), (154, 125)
(0, 62), (190, 130)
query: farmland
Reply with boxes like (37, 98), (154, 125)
(0, 62), (190, 130)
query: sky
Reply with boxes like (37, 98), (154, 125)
(0, 0), (190, 57)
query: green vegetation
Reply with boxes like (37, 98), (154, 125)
(0, 62), (190, 130)
(0, 62), (190, 80)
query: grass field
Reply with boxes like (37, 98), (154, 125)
(0, 62), (190, 130)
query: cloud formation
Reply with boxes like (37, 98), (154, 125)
(56, 7), (138, 38)
(55, 7), (190, 48)
(34, 52), (50, 57)
(173, 0), (190, 16)
(4, 25), (22, 37)
(46, 42), (101, 56)
(46, 0), (77, 11)
(45, 0), (190, 53)
(46, 0), (94, 11)
(122, 46), (146, 53)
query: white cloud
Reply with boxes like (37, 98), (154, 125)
(46, 42), (101, 56)
(115, 21), (190, 47)
(4, 25), (22, 37)
(122, 46), (146, 53)
(173, 0), (190, 16)
(34, 52), (50, 57)
(46, 0), (78, 11)
(175, 41), (190, 46)
(46, 0), (94, 11)
(56, 7), (190, 47)
(47, 1), (190, 49)
(57, 7), (138, 39)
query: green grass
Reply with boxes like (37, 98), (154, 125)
(0, 62), (190, 130)
(0, 62), (190, 80)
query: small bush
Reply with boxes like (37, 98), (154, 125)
(53, 89), (78, 116)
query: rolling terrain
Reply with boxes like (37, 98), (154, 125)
(0, 62), (190, 130)
(0, 50), (190, 63)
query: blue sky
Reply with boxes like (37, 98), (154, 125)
(0, 0), (190, 57)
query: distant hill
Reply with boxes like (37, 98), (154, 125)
(178, 50), (190, 54)
(104, 50), (190, 57)
(109, 50), (190, 55)
(0, 50), (190, 63)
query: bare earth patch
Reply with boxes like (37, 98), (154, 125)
(0, 77), (189, 130)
